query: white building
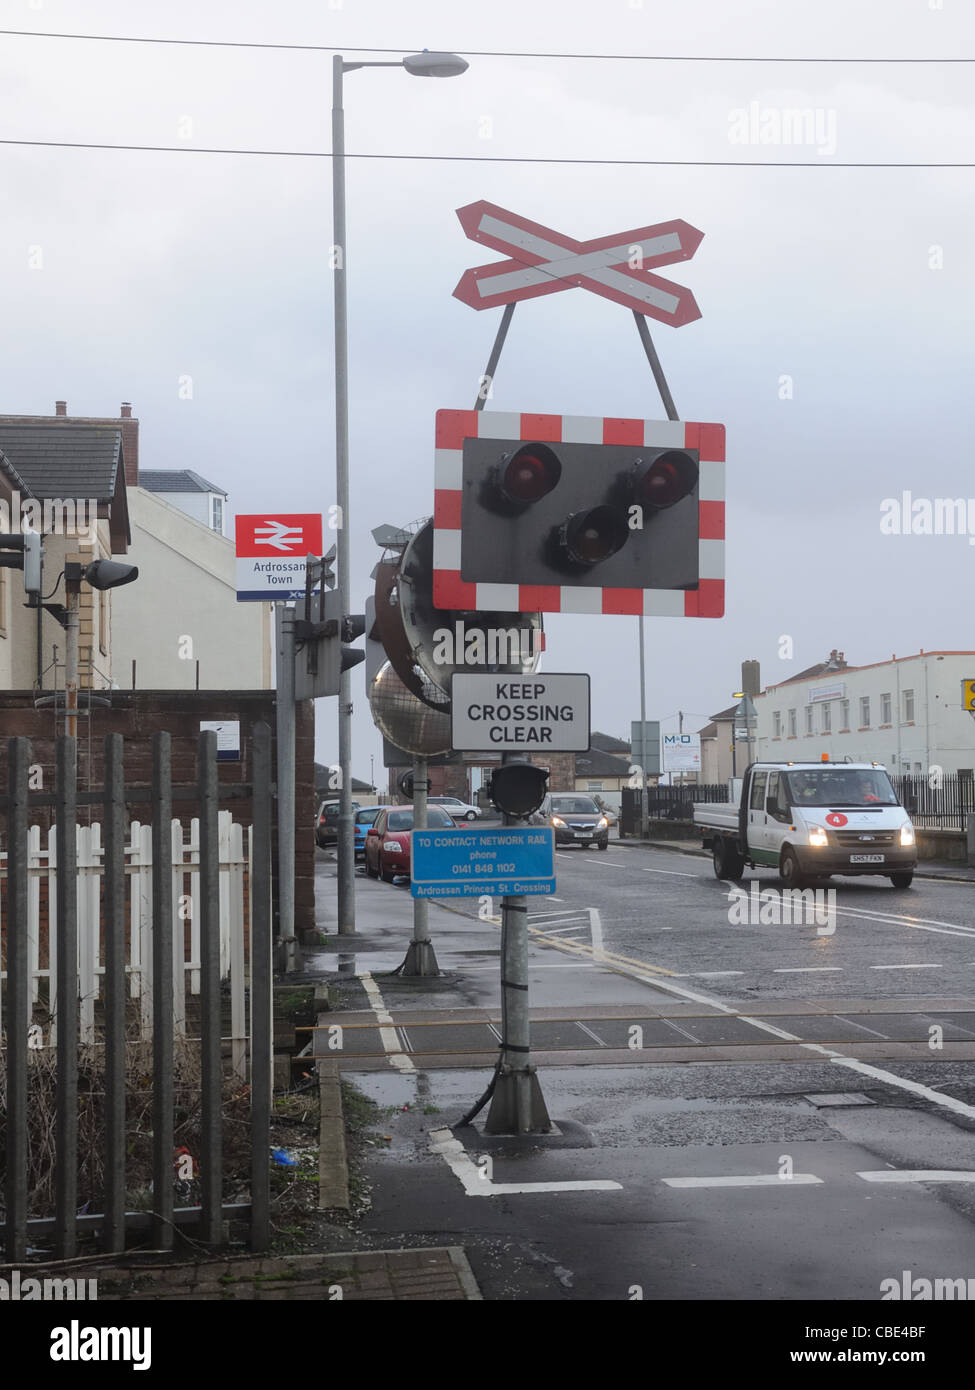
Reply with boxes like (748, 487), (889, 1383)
(754, 649), (975, 779)
(140, 470), (228, 537)
(112, 485), (271, 690)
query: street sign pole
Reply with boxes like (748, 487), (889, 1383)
(275, 605), (297, 973)
(485, 752), (552, 1135)
(399, 755), (439, 977)
(639, 614), (649, 837)
(332, 56), (355, 937)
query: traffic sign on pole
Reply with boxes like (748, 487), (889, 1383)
(451, 673), (590, 752)
(453, 201), (703, 326)
(411, 826), (556, 899)
(235, 514), (324, 601)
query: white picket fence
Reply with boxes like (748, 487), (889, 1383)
(0, 811), (252, 1079)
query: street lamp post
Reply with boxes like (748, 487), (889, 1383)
(331, 50), (468, 935)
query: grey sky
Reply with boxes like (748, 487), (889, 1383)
(2, 0), (973, 776)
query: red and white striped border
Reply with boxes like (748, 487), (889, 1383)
(432, 409), (725, 617)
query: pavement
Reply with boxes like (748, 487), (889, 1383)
(308, 839), (975, 1308)
(44, 1247), (480, 1301)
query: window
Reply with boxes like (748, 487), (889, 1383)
(880, 692), (892, 724)
(821, 702), (831, 732)
(211, 495), (224, 534)
(840, 699), (849, 728)
(773, 711), (782, 738)
(804, 706), (814, 735)
(788, 708), (797, 737)
(586, 781), (604, 792)
(860, 696), (870, 726)
(99, 588), (109, 656)
(903, 689), (915, 722)
(0, 564), (6, 636)
(750, 771), (768, 809)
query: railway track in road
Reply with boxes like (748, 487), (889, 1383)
(311, 999), (975, 1070)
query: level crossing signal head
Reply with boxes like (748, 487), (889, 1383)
(433, 410), (725, 618)
(488, 763), (549, 818)
(462, 432), (700, 589)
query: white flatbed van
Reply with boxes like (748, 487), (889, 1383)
(693, 761), (917, 889)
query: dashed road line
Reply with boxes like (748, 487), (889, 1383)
(662, 1173), (823, 1188)
(858, 1170), (975, 1184)
(870, 963), (942, 970)
(359, 971), (416, 1075)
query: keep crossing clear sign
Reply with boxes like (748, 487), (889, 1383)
(450, 673), (590, 751)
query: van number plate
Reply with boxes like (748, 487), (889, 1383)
(850, 854), (885, 863)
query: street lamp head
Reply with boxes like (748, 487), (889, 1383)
(84, 559), (139, 591)
(402, 51), (469, 78)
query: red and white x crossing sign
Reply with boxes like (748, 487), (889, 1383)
(235, 512), (323, 602)
(452, 201), (703, 326)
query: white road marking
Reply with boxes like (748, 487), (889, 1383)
(662, 1174), (823, 1188)
(694, 971), (745, 978)
(773, 967), (844, 973)
(575, 1021), (607, 1046)
(870, 963), (942, 970)
(586, 860), (702, 878)
(829, 1059), (975, 1120)
(534, 923), (590, 936)
(359, 972), (416, 1075)
(858, 1170), (975, 1184)
(428, 1129), (623, 1197)
(589, 907), (604, 954)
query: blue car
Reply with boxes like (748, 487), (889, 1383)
(353, 806), (384, 861)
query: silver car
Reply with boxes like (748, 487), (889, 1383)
(428, 795), (482, 822)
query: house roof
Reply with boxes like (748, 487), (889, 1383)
(141, 469), (226, 496)
(575, 748), (632, 778)
(314, 763), (374, 793)
(0, 424), (130, 550)
(709, 704), (739, 722)
(590, 731), (630, 753)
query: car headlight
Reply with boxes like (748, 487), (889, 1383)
(382, 839), (400, 851)
(551, 816), (566, 828)
(597, 817), (609, 828)
(808, 826), (829, 847)
(900, 824), (916, 847)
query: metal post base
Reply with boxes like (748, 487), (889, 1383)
(484, 1065), (552, 1135)
(399, 940), (440, 978)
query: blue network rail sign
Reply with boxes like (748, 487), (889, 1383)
(410, 826), (556, 899)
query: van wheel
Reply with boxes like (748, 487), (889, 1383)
(713, 838), (744, 881)
(890, 872), (913, 889)
(780, 847), (808, 890)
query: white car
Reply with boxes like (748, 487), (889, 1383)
(428, 796), (482, 822)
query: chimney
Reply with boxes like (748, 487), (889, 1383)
(741, 660), (761, 697)
(55, 400), (67, 416)
(118, 402), (138, 486)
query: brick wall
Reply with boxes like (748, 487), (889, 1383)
(0, 690), (315, 934)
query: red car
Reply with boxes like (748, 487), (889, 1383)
(364, 804), (456, 882)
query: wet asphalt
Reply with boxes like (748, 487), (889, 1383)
(310, 838), (975, 1309)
